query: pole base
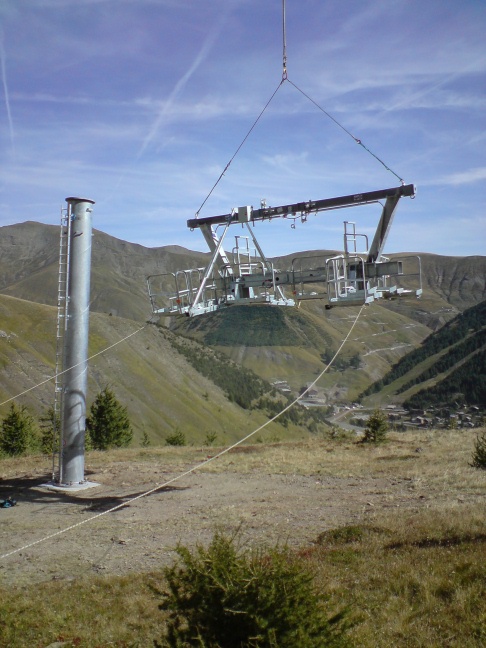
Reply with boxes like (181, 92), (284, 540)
(40, 481), (100, 492)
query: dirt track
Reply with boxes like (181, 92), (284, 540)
(2, 435), (484, 588)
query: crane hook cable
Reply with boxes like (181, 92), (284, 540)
(195, 0), (404, 218)
(285, 79), (405, 184)
(0, 304), (365, 562)
(282, 0), (288, 80)
(280, 0), (403, 183)
(195, 79), (285, 219)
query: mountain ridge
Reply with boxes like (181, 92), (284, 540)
(1, 221), (485, 322)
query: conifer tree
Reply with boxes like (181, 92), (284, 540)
(86, 386), (133, 450)
(470, 431), (486, 469)
(0, 403), (36, 456)
(362, 408), (388, 443)
(39, 406), (60, 455)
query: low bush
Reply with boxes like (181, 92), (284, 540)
(361, 409), (388, 444)
(165, 428), (186, 446)
(155, 531), (351, 647)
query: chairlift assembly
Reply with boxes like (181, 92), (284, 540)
(146, 1), (422, 319)
(147, 183), (422, 317)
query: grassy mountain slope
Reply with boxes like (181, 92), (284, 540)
(0, 222), (209, 322)
(0, 294), (296, 446)
(1, 222), (485, 323)
(1, 221), (485, 413)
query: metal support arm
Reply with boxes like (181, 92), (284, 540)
(187, 184), (415, 230)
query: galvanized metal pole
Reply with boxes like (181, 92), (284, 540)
(59, 197), (95, 486)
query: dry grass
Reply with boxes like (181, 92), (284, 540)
(203, 427), (484, 485)
(1, 506), (484, 647)
(307, 505), (486, 647)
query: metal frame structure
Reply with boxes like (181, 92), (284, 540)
(147, 184), (422, 317)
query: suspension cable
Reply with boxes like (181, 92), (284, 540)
(0, 305), (365, 562)
(194, 79), (284, 219)
(282, 0), (287, 80)
(286, 78), (405, 184)
(195, 0), (404, 218)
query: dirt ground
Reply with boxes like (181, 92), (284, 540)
(1, 435), (485, 588)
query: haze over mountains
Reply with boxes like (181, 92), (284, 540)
(0, 221), (485, 443)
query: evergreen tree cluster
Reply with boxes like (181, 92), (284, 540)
(321, 350), (361, 371)
(397, 329), (486, 395)
(168, 329), (331, 433)
(168, 334), (270, 409)
(0, 387), (132, 457)
(179, 305), (333, 349)
(360, 300), (486, 402)
(404, 348), (486, 410)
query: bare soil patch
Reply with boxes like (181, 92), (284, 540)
(1, 431), (485, 587)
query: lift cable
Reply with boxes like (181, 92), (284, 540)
(280, 0), (403, 183)
(282, 0), (288, 80)
(286, 78), (405, 185)
(0, 324), (147, 409)
(195, 0), (405, 220)
(194, 79), (284, 219)
(0, 305), (365, 562)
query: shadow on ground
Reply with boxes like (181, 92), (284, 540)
(0, 471), (189, 513)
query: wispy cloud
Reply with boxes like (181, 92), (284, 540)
(436, 167), (486, 187)
(0, 30), (14, 153)
(137, 6), (233, 158)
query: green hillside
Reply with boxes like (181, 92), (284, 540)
(360, 300), (486, 410)
(1, 221), (485, 420)
(172, 301), (432, 402)
(404, 348), (486, 410)
(0, 294), (303, 447)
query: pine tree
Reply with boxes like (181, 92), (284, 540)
(39, 406), (60, 455)
(362, 408), (388, 443)
(0, 403), (36, 456)
(86, 386), (133, 450)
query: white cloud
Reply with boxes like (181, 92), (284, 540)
(436, 167), (486, 186)
(0, 30), (14, 152)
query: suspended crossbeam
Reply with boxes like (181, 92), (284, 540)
(187, 184), (415, 229)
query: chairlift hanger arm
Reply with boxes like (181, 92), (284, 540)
(187, 184), (415, 229)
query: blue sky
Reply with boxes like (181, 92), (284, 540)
(0, 0), (485, 258)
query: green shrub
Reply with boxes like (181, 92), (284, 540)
(165, 428), (186, 446)
(155, 532), (351, 647)
(204, 431), (218, 446)
(141, 430), (151, 447)
(362, 409), (388, 443)
(470, 431), (486, 469)
(39, 405), (60, 455)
